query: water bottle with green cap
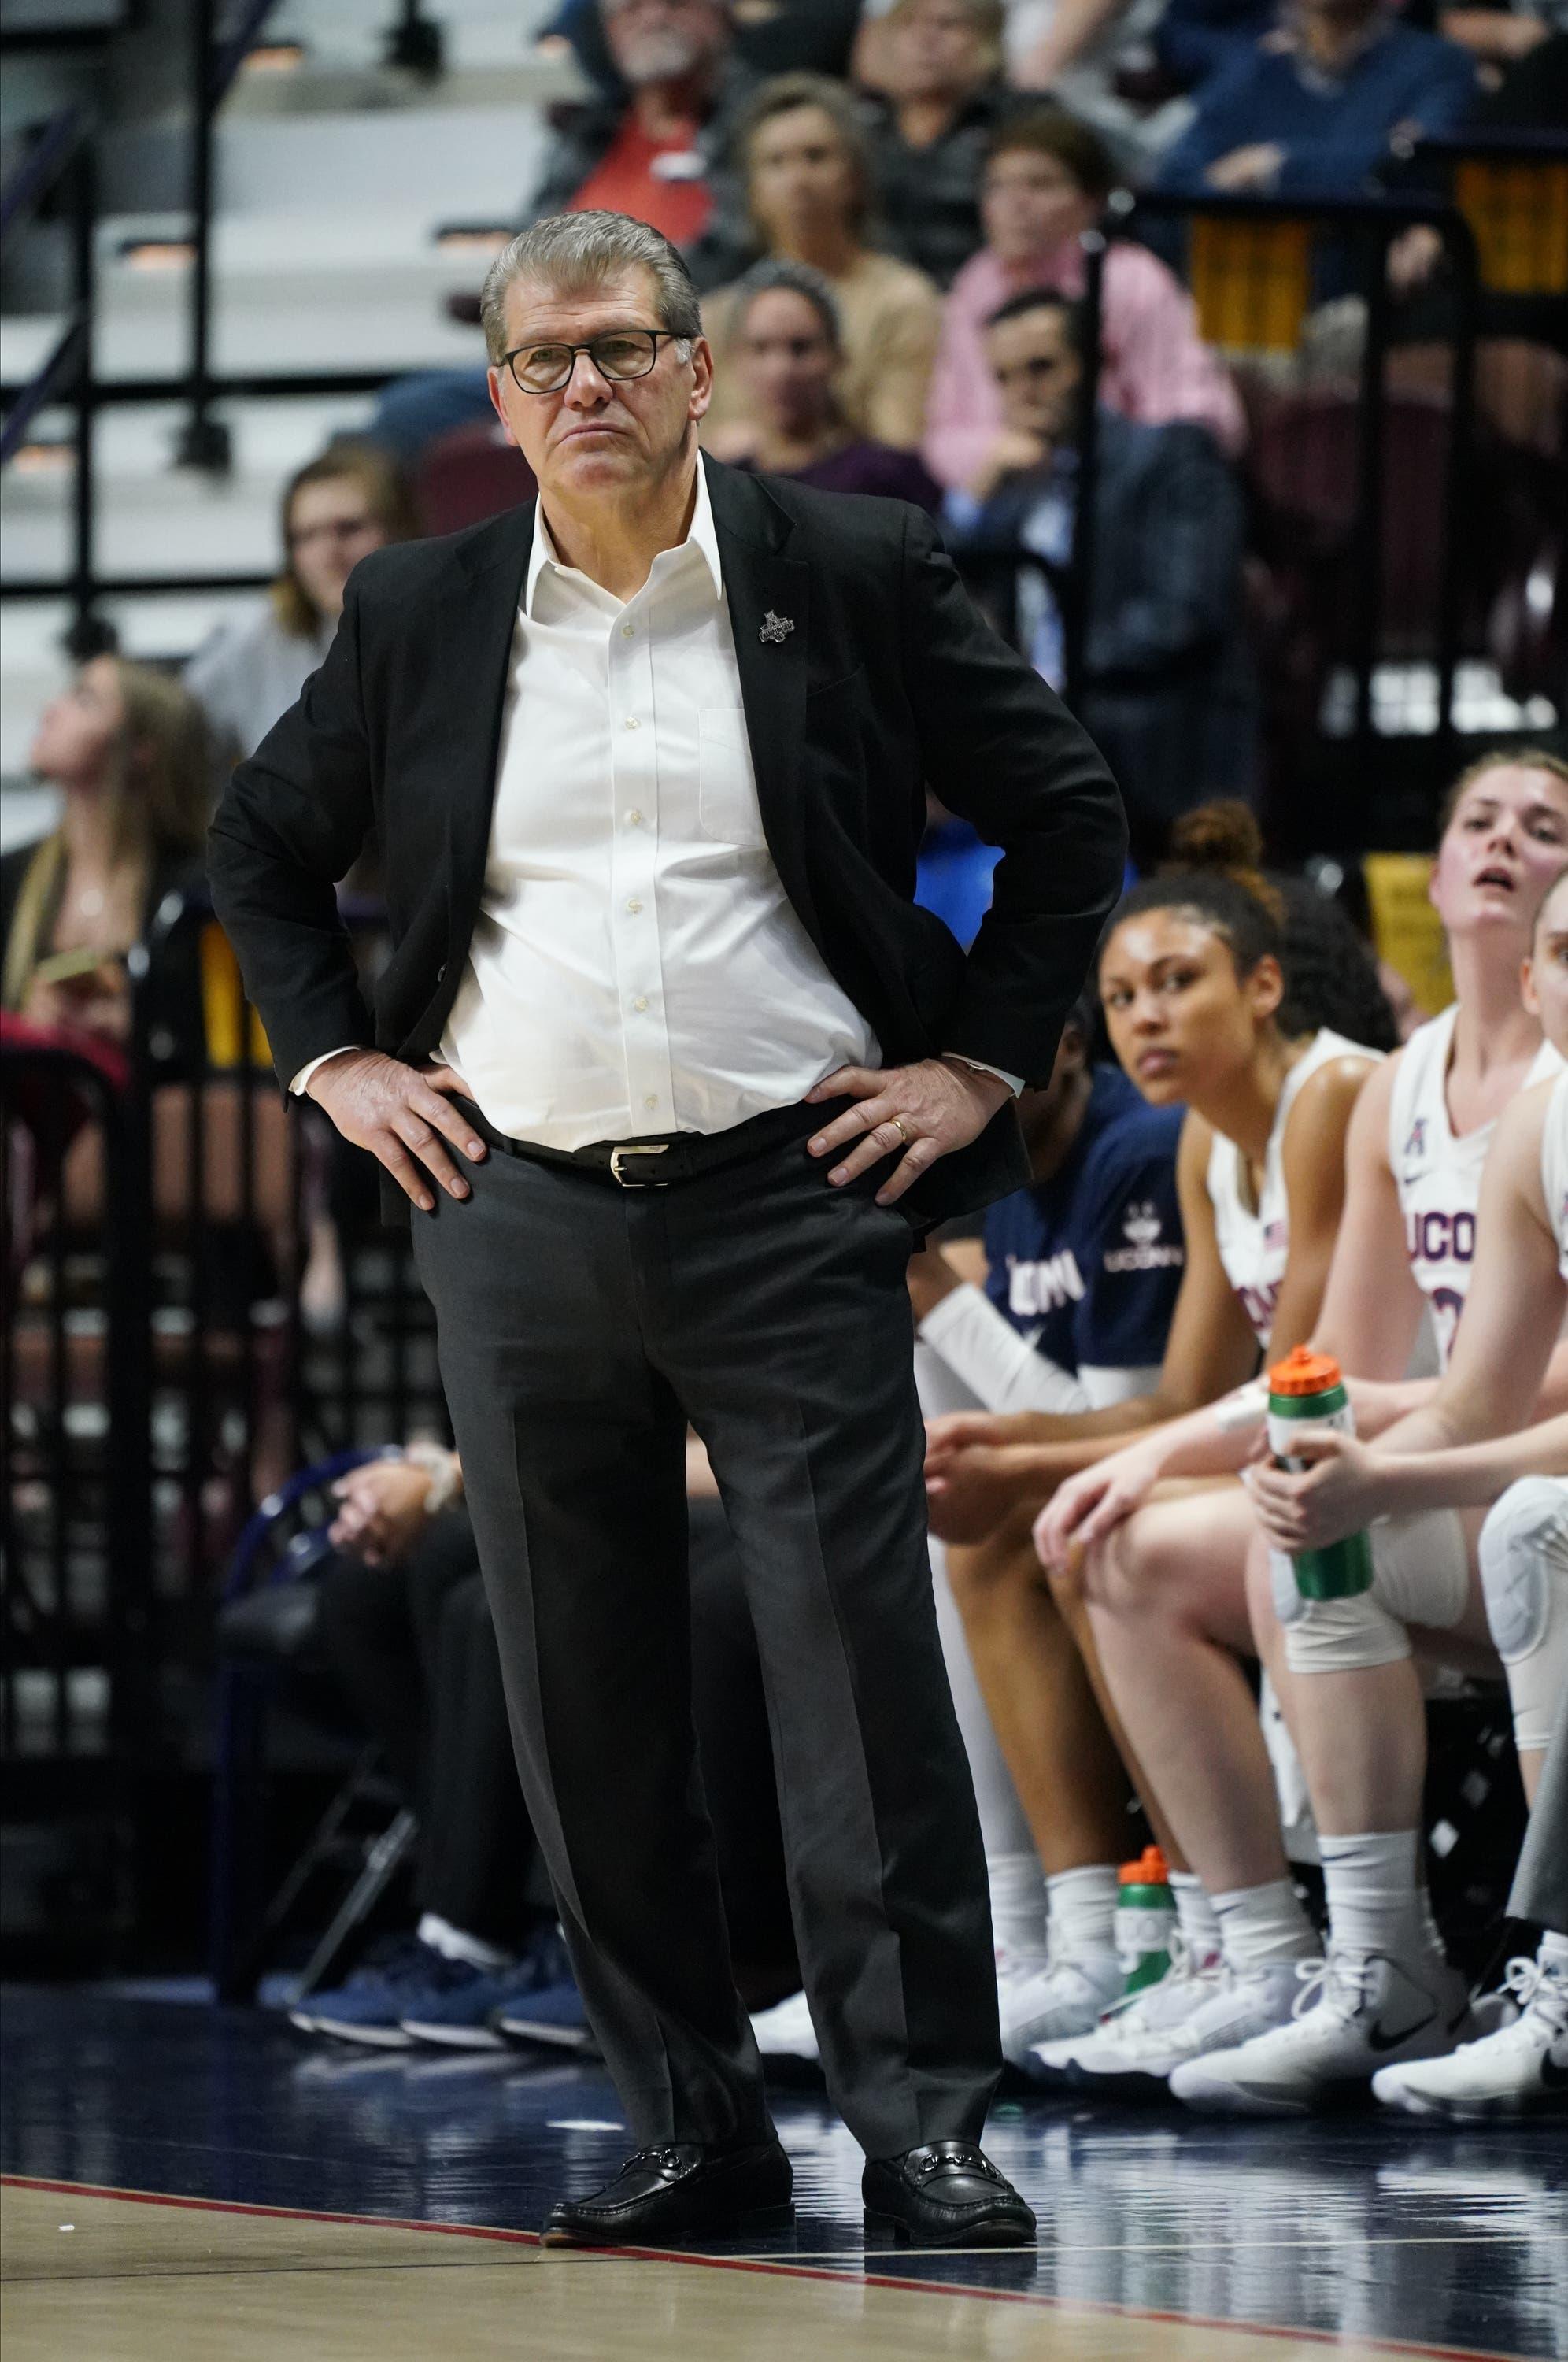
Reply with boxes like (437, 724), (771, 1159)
(1115, 1846), (1177, 1994)
(1266, 1345), (1374, 1600)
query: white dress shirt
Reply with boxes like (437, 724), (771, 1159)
(294, 462), (1018, 1127)
(438, 461), (878, 1149)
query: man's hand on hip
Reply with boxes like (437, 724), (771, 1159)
(305, 1050), (487, 1212)
(805, 1057), (1010, 1205)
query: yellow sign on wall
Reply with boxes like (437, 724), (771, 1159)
(1363, 853), (1453, 1020)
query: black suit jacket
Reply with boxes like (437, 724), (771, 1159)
(208, 456), (1125, 1223)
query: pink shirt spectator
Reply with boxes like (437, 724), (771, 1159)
(923, 239), (1246, 493)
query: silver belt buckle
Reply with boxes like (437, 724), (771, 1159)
(609, 1143), (671, 1188)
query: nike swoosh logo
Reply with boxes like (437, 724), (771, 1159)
(1367, 2012), (1438, 2054)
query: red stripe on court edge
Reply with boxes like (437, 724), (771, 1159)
(0, 2174), (1522, 2362)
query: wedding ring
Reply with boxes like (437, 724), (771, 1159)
(889, 1116), (910, 1145)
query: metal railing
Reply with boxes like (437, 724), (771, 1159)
(1, 893), (445, 1942)
(0, 108), (97, 641)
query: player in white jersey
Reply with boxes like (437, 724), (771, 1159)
(1389, 1003), (1561, 1368)
(922, 804), (1389, 2066)
(1034, 752), (1568, 2104)
(1244, 875), (1568, 2120)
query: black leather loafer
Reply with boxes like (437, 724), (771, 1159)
(542, 2138), (793, 2248)
(863, 2140), (1036, 2247)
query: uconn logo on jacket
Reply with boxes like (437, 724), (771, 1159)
(984, 1068), (1185, 1379)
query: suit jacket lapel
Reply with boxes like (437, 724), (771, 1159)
(703, 458), (824, 959)
(445, 501), (535, 963)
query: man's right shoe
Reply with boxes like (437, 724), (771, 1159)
(862, 2141), (1036, 2248)
(541, 2138), (793, 2248)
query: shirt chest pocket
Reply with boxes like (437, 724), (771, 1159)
(697, 705), (767, 851)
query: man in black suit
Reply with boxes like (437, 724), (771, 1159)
(209, 209), (1123, 2249)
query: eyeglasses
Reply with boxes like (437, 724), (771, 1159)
(501, 328), (681, 395)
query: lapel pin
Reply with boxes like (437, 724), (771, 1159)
(759, 611), (795, 645)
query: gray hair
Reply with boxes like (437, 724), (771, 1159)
(727, 257), (842, 352)
(479, 210), (703, 364)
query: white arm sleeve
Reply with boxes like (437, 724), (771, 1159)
(919, 1283), (1090, 1415)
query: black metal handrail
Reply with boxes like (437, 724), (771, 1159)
(1080, 183), (1482, 760)
(0, 106), (97, 641)
(180, 0), (285, 472)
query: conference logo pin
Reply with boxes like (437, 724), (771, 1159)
(759, 611), (795, 644)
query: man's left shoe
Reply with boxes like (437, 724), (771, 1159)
(862, 2142), (1036, 2247)
(1170, 1947), (1472, 2118)
(541, 2138), (793, 2249)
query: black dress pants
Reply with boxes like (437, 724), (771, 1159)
(412, 1121), (1000, 2158)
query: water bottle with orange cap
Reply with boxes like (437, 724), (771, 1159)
(1266, 1344), (1375, 1600)
(1115, 1846), (1177, 1994)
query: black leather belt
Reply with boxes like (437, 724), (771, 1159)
(457, 1097), (828, 1189)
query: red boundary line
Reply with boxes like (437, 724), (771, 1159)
(0, 2175), (1522, 2362)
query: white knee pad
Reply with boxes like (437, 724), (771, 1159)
(1479, 1476), (1568, 1755)
(1273, 1508), (1469, 1675)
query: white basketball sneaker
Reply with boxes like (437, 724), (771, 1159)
(1040, 1953), (1302, 2094)
(999, 1950), (1122, 2068)
(1170, 1947), (1471, 2117)
(1373, 1949), (1568, 2121)
(1026, 1940), (1224, 2093)
(749, 1987), (819, 2065)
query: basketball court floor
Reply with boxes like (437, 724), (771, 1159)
(2, 1986), (1562, 2360)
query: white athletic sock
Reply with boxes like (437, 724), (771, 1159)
(989, 1850), (1048, 1961)
(1538, 1930), (1568, 1973)
(1211, 1878), (1316, 1970)
(1318, 1830), (1430, 1961)
(1046, 1864), (1118, 1962)
(418, 1912), (509, 1971)
(1170, 1870), (1221, 1964)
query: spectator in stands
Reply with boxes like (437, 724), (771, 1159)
(185, 442), (420, 780)
(371, 0), (755, 461)
(942, 290), (1254, 863)
(719, 259), (942, 503)
(530, 0), (753, 283)
(1156, 0), (1477, 199)
(923, 809), (1396, 2067)
(1033, 758), (1568, 2113)
(701, 72), (945, 453)
(3, 656), (209, 1065)
(538, 0), (864, 94)
(1154, 0), (1278, 94)
(923, 108), (1246, 497)
(857, 0), (1012, 289)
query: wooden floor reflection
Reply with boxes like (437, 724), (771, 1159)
(1, 2180), (1503, 2362)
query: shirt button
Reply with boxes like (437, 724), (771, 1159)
(626, 898), (642, 915)
(644, 1094), (659, 1111)
(632, 995), (649, 1013)
(626, 809), (642, 827)
(621, 621), (635, 638)
(624, 715), (640, 731)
